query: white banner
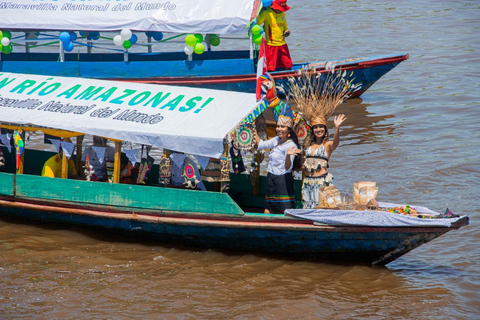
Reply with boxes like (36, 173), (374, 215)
(0, 72), (260, 158)
(0, 0), (256, 35)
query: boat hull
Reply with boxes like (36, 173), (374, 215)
(0, 51), (408, 97)
(0, 194), (465, 266)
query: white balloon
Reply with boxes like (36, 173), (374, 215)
(120, 28), (132, 41)
(113, 35), (123, 46)
(1, 37), (10, 46)
(184, 46), (194, 55)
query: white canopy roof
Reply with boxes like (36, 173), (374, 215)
(0, 0), (258, 35)
(0, 72), (261, 158)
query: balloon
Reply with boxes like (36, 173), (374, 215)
(194, 43), (205, 54)
(184, 46), (194, 55)
(0, 45), (2, 52)
(194, 33), (203, 43)
(253, 34), (262, 45)
(91, 35), (99, 41)
(0, 31), (3, 39)
(262, 0), (273, 7)
(251, 25), (262, 35)
(2, 44), (13, 54)
(64, 42), (74, 52)
(2, 30), (11, 39)
(129, 34), (138, 44)
(209, 36), (220, 46)
(123, 40), (132, 49)
(152, 32), (163, 41)
(145, 31), (155, 37)
(79, 31), (86, 37)
(121, 28), (132, 41)
(1, 37), (10, 46)
(185, 34), (197, 47)
(69, 32), (77, 41)
(113, 35), (123, 46)
(59, 31), (70, 43)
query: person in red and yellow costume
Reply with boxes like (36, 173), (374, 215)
(256, 0), (293, 71)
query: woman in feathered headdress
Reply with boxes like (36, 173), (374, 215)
(255, 102), (301, 213)
(289, 67), (355, 209)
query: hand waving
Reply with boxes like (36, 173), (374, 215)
(334, 114), (347, 128)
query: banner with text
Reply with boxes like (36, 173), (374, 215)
(0, 0), (255, 35)
(0, 72), (261, 158)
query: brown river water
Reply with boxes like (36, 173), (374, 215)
(1, 0), (479, 318)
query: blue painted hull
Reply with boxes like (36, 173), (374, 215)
(0, 50), (409, 97)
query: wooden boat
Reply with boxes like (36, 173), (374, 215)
(0, 72), (469, 266)
(0, 0), (408, 97)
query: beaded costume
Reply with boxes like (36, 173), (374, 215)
(302, 144), (333, 209)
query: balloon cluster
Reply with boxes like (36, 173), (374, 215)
(251, 24), (264, 45)
(78, 31), (101, 41)
(0, 30), (13, 54)
(145, 31), (164, 41)
(59, 31), (77, 52)
(208, 34), (221, 47)
(113, 28), (138, 50)
(262, 0), (273, 6)
(184, 34), (206, 55)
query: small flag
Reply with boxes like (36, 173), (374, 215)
(256, 37), (267, 101)
(60, 141), (75, 159)
(124, 149), (139, 166)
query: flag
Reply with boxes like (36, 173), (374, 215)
(256, 37), (267, 101)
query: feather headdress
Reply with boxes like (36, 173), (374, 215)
(288, 65), (360, 126)
(274, 94), (295, 128)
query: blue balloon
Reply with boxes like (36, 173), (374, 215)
(145, 31), (155, 37)
(64, 42), (74, 52)
(129, 34), (138, 44)
(79, 31), (86, 37)
(69, 32), (77, 41)
(153, 32), (164, 41)
(91, 35), (99, 40)
(262, 0), (273, 7)
(59, 32), (70, 44)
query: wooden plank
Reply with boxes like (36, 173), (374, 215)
(0, 173), (14, 196)
(14, 174), (244, 215)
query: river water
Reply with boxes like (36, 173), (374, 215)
(1, 0), (479, 318)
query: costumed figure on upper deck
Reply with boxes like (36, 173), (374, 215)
(255, 0), (293, 72)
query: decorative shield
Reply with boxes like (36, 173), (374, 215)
(233, 124), (256, 151)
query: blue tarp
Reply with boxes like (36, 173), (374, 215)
(285, 202), (467, 228)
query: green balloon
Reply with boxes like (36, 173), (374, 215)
(253, 34), (262, 45)
(251, 25), (262, 35)
(194, 43), (205, 54)
(0, 31), (3, 39)
(2, 44), (12, 54)
(185, 34), (197, 47)
(194, 33), (203, 43)
(2, 30), (11, 39)
(0, 44), (2, 52)
(123, 40), (132, 49)
(209, 36), (220, 47)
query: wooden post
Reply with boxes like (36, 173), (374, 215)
(253, 152), (261, 196)
(220, 140), (230, 193)
(76, 135), (84, 176)
(61, 152), (68, 179)
(112, 141), (122, 183)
